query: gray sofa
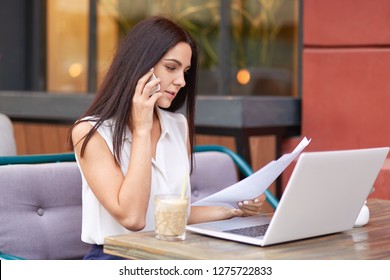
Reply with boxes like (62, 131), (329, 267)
(0, 151), (239, 260)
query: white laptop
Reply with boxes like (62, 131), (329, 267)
(186, 147), (389, 246)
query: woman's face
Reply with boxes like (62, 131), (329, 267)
(154, 42), (192, 109)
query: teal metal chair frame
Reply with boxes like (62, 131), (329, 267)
(0, 251), (25, 260)
(0, 152), (75, 165)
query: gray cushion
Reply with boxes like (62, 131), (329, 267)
(0, 162), (91, 259)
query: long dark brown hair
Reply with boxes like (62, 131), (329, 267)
(68, 16), (198, 167)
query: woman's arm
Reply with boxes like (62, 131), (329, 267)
(188, 194), (266, 225)
(188, 206), (243, 224)
(72, 121), (152, 231)
(73, 70), (163, 231)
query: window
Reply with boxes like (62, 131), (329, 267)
(47, 0), (89, 93)
(46, 0), (299, 96)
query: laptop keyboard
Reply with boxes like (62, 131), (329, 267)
(223, 223), (270, 237)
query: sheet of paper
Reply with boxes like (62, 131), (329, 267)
(192, 137), (311, 207)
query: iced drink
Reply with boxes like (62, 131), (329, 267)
(154, 194), (189, 241)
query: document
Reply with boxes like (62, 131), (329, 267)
(192, 137), (311, 207)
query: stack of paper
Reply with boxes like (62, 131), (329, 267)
(192, 137), (311, 207)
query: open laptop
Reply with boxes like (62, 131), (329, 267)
(187, 147), (389, 246)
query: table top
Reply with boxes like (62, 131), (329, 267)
(104, 199), (390, 260)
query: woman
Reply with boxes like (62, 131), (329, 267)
(68, 16), (265, 260)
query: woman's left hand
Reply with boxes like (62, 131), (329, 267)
(188, 194), (267, 224)
(237, 193), (266, 216)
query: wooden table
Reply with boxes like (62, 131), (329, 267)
(104, 199), (390, 260)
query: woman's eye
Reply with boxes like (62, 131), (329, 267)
(166, 66), (176, 71)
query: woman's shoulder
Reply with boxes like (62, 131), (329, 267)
(77, 116), (116, 129)
(73, 117), (97, 134)
(72, 117), (115, 141)
(72, 120), (93, 144)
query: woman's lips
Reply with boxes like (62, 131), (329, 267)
(165, 91), (176, 98)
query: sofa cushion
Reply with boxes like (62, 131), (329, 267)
(0, 162), (91, 259)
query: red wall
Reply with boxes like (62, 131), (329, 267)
(282, 0), (390, 199)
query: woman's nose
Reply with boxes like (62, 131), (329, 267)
(173, 72), (186, 88)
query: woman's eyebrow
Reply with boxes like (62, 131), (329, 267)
(163, 58), (191, 69)
(163, 58), (182, 66)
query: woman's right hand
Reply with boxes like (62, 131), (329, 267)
(131, 69), (162, 135)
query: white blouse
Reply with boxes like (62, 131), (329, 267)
(76, 107), (191, 245)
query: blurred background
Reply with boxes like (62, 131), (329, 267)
(2, 0), (390, 200)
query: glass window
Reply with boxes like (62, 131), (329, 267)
(96, 0), (119, 88)
(47, 0), (89, 93)
(46, 0), (299, 96)
(229, 0), (298, 96)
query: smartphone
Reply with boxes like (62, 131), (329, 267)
(148, 73), (161, 96)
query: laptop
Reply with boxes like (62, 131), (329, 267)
(186, 147), (389, 246)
